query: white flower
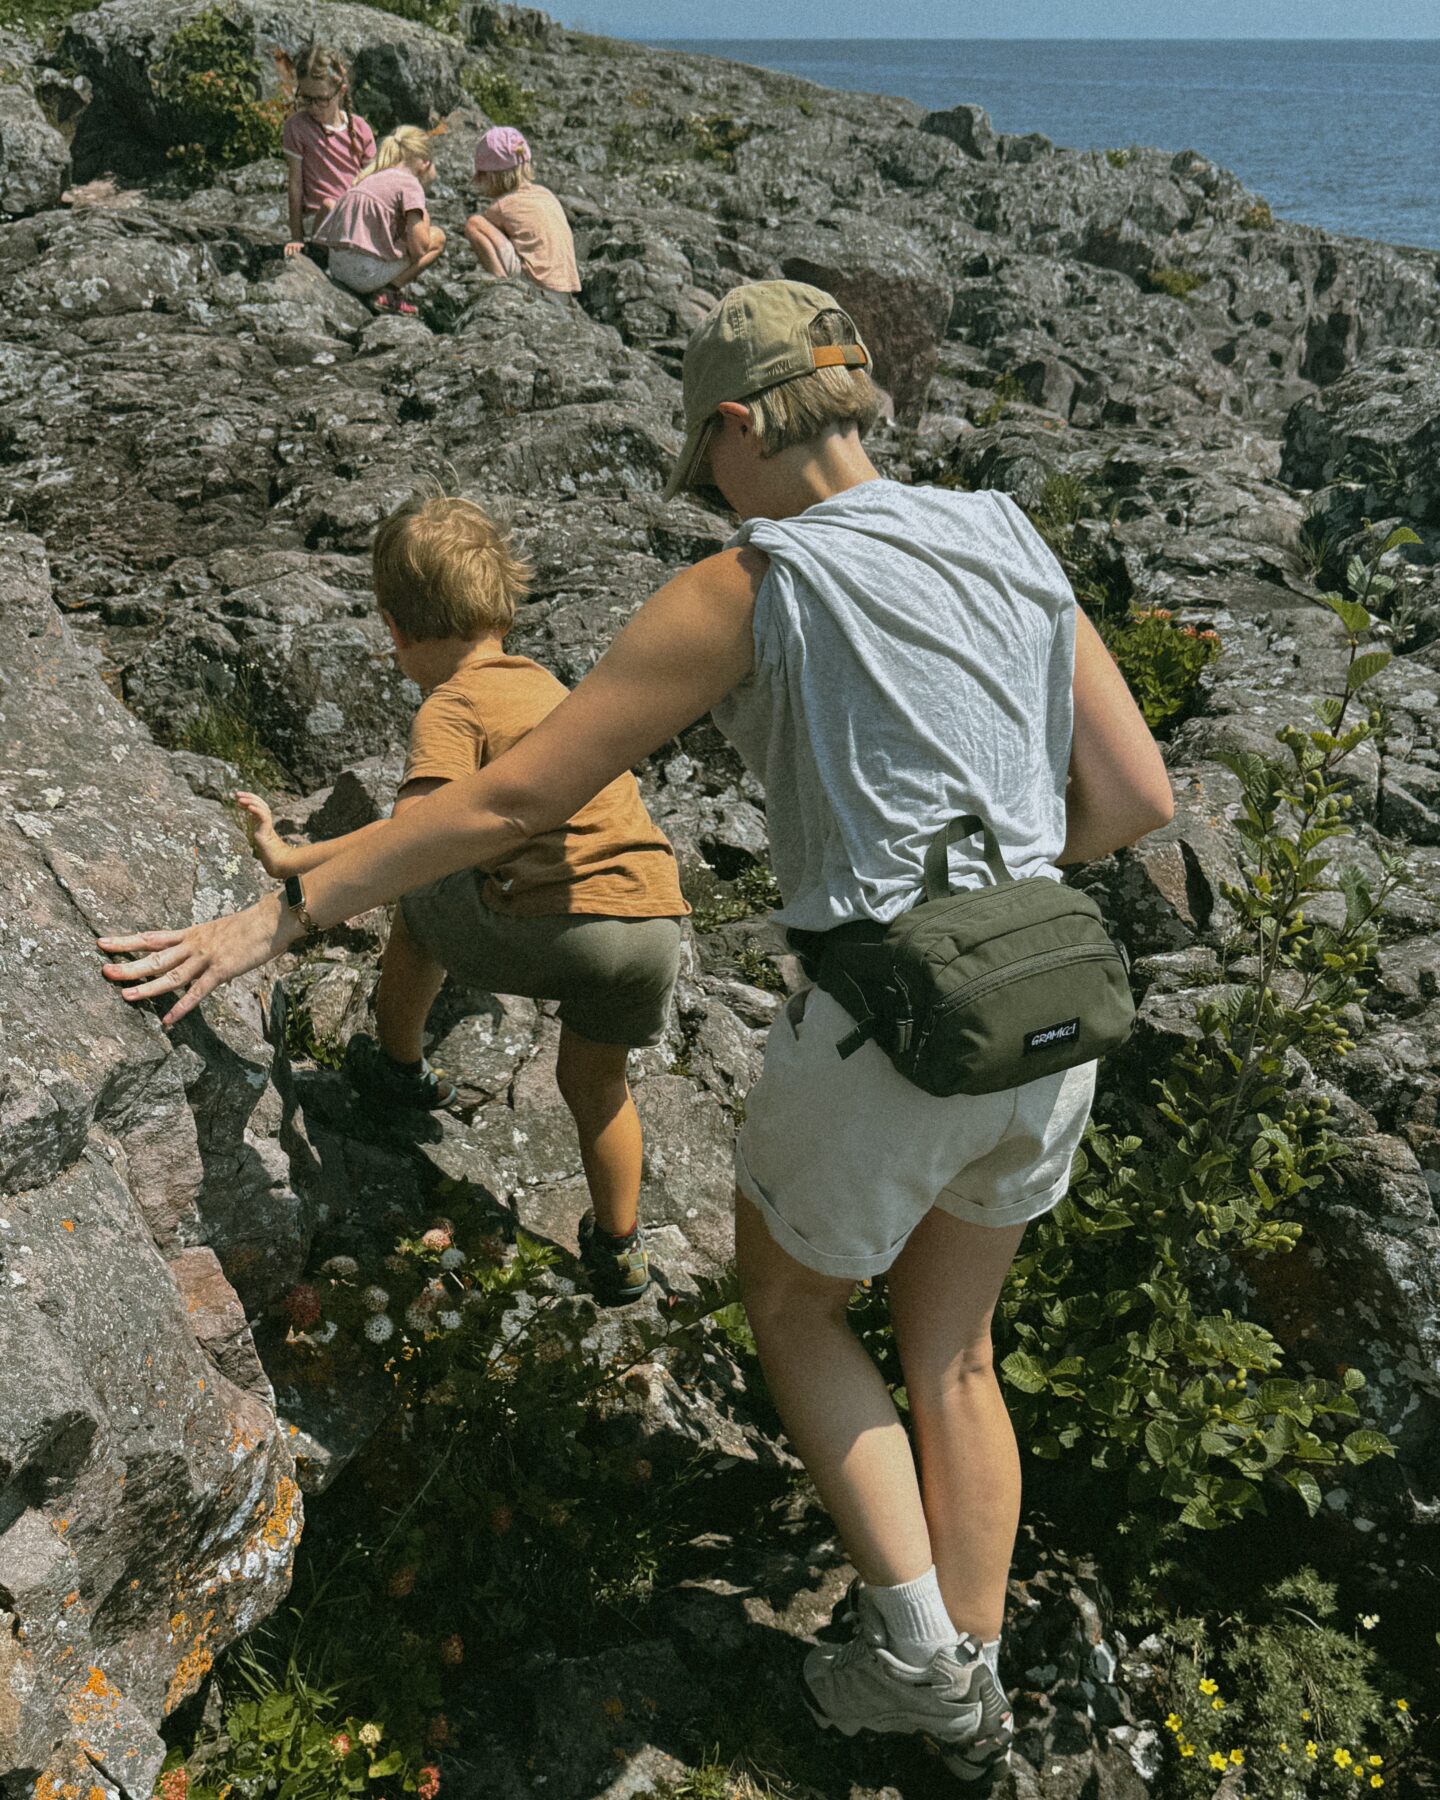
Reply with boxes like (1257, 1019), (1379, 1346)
(321, 1255), (359, 1278)
(362, 1285), (390, 1313)
(439, 1248), (464, 1270)
(363, 1314), (394, 1343)
(438, 1310), (462, 1331)
(405, 1305), (432, 1334)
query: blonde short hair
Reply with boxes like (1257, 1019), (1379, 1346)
(746, 309), (883, 456)
(477, 161), (533, 197)
(372, 495), (534, 640)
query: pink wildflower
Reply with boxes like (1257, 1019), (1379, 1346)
(417, 1765), (442, 1800)
(421, 1227), (453, 1252)
(157, 1769), (189, 1800)
(330, 1731), (353, 1757)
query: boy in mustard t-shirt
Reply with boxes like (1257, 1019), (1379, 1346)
(237, 495), (687, 1304)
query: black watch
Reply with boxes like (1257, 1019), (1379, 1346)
(283, 874), (318, 936)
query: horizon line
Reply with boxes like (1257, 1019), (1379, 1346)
(636, 31), (1440, 41)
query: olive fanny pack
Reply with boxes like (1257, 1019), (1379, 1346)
(787, 815), (1135, 1098)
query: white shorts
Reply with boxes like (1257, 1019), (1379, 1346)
(326, 247), (410, 295)
(735, 986), (1097, 1280)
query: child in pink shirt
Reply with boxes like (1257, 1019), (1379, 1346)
(313, 126), (447, 313)
(464, 126), (581, 301)
(281, 44), (376, 254)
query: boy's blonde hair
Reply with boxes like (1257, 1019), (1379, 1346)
(477, 160), (534, 197)
(746, 309), (883, 457)
(372, 495), (534, 640)
(356, 124), (434, 184)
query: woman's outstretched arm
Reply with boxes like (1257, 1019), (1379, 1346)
(98, 547), (766, 1025)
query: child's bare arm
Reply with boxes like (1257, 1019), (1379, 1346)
(236, 781), (449, 880)
(285, 158), (305, 249)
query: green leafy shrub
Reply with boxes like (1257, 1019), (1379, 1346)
(1158, 1569), (1416, 1794)
(1097, 604), (1221, 731)
(460, 59), (533, 125)
(0, 0), (70, 30)
(280, 992), (346, 1070)
(732, 942), (787, 995)
(995, 538), (1413, 1540)
(1105, 147), (1135, 169)
(150, 7), (287, 182)
(1240, 198), (1275, 231)
(1145, 266), (1205, 301)
(1296, 509), (1337, 583)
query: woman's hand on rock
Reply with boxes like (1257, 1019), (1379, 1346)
(283, 240), (304, 258)
(235, 790), (294, 877)
(97, 891), (300, 1028)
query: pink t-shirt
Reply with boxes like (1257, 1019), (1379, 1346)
(314, 167), (427, 261)
(282, 111), (376, 221)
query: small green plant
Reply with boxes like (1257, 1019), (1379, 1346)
(1106, 147), (1135, 169)
(280, 993), (346, 1070)
(1098, 604), (1221, 732)
(357, 0), (461, 30)
(732, 942), (787, 995)
(0, 0), (70, 29)
(1145, 266), (1206, 301)
(685, 112), (753, 169)
(179, 674), (288, 790)
(606, 116), (643, 169)
(460, 60), (533, 126)
(688, 862), (782, 933)
(150, 7), (287, 182)
(975, 371), (1024, 428)
(1240, 198), (1275, 231)
(1337, 444), (1412, 519)
(995, 535), (1412, 1543)
(1157, 1569), (1417, 1795)
(1296, 509), (1337, 583)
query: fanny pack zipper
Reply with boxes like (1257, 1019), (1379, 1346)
(911, 943), (1123, 1061)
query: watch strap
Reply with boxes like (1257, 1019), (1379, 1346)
(283, 873), (318, 936)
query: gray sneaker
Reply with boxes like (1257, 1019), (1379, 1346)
(803, 1594), (1013, 1783)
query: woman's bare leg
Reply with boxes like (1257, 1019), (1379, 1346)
(736, 1195), (932, 1585)
(886, 1209), (1028, 1643)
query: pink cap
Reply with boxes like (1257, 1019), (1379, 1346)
(473, 126), (531, 173)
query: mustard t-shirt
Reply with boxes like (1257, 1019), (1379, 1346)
(402, 653), (688, 919)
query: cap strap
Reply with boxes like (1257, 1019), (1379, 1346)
(812, 344), (869, 369)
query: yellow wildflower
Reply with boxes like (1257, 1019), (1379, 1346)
(1208, 1753), (1228, 1772)
(1368, 1756), (1383, 1767)
(1301, 1709), (1312, 1721)
(1334, 1748), (1353, 1768)
(1395, 1699), (1409, 1712)
(1371, 1779), (1384, 1790)
(1306, 1742), (1319, 1759)
(1230, 1749), (1245, 1765)
(1279, 1742), (1290, 1754)
(1359, 1614), (1379, 1630)
(1180, 1743), (1196, 1758)
(1212, 1697), (1226, 1711)
(1164, 1713), (1183, 1733)
(1199, 1677), (1219, 1695)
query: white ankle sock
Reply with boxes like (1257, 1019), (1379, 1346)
(866, 1566), (958, 1667)
(981, 1636), (1002, 1678)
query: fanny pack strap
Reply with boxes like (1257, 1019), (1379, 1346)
(922, 814), (1011, 901)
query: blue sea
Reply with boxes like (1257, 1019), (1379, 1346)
(650, 39), (1440, 251)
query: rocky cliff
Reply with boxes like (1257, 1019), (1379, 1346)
(1, 5), (1437, 1795)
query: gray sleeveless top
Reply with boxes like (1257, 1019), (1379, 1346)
(711, 479), (1076, 933)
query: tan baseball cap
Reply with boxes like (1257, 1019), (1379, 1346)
(661, 279), (871, 502)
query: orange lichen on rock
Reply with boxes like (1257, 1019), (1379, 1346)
(165, 1640), (215, 1714)
(68, 1666), (122, 1730)
(256, 1475), (301, 1552)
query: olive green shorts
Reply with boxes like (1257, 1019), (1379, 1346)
(399, 871), (684, 1049)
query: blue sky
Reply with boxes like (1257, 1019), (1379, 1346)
(561, 1), (1439, 37)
